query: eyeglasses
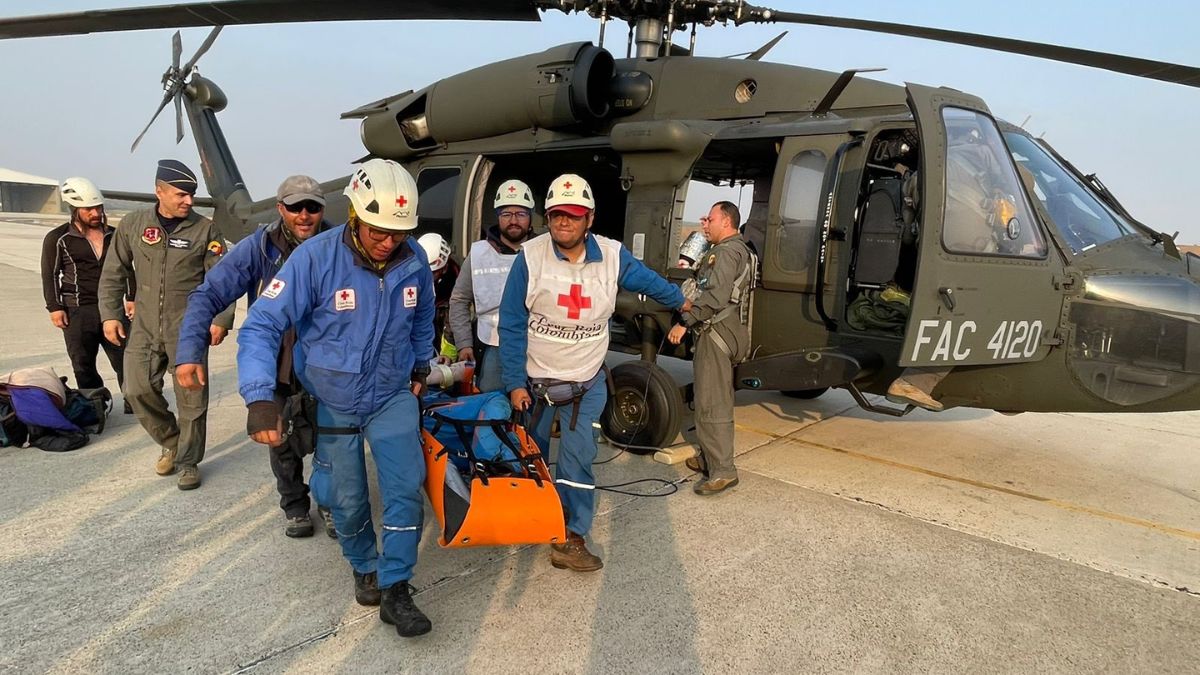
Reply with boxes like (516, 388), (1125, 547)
(283, 201), (323, 214)
(498, 210), (531, 222)
(362, 225), (408, 243)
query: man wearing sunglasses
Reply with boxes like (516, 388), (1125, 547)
(448, 179), (536, 392)
(237, 159), (437, 639)
(176, 175), (334, 537)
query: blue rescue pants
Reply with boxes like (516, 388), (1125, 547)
(313, 390), (425, 588)
(530, 383), (607, 537)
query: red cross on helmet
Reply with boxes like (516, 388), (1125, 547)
(545, 173), (594, 217)
(493, 179), (535, 210)
(343, 158), (419, 231)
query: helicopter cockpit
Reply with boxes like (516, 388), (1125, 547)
(1000, 127), (1139, 256)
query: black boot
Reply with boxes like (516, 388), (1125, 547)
(380, 582), (432, 637)
(354, 571), (381, 606)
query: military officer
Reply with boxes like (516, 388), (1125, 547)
(99, 159), (233, 491)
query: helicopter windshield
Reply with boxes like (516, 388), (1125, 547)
(1002, 131), (1136, 255)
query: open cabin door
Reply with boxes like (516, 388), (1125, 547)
(901, 83), (1065, 367)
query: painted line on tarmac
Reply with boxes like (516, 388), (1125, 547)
(736, 422), (1200, 543)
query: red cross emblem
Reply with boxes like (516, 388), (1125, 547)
(405, 287), (416, 300)
(352, 179), (359, 190)
(557, 284), (591, 320)
(270, 281), (282, 291)
(508, 185), (517, 193)
(396, 195), (407, 207)
(563, 181), (573, 190)
(340, 290), (350, 301)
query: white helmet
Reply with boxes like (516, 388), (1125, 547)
(60, 177), (104, 208)
(343, 158), (419, 231)
(417, 232), (452, 272)
(545, 173), (595, 215)
(494, 179), (535, 210)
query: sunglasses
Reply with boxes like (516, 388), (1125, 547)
(283, 200), (324, 214)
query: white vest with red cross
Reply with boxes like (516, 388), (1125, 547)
(522, 232), (620, 383)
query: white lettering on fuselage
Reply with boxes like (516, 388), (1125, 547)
(909, 319), (1043, 363)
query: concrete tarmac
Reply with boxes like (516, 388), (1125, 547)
(1, 219), (1197, 673)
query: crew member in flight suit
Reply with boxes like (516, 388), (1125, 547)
(668, 201), (755, 495)
(99, 159), (232, 491)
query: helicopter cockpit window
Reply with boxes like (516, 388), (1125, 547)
(777, 150), (827, 273)
(415, 167), (460, 243)
(941, 108), (1046, 258)
(1002, 132), (1134, 255)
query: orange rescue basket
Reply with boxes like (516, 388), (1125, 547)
(421, 411), (566, 548)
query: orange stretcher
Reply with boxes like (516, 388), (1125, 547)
(421, 409), (566, 548)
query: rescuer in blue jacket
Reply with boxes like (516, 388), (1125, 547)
(237, 159), (436, 639)
(176, 175), (334, 539)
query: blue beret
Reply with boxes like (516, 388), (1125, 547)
(156, 159), (198, 195)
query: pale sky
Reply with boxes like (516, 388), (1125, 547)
(1, 1), (1197, 240)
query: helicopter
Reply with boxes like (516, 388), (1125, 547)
(4, 1), (1199, 450)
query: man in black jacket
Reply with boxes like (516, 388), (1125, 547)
(41, 177), (132, 413)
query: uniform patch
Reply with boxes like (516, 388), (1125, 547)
(207, 240), (224, 256)
(141, 227), (161, 245)
(262, 279), (286, 299)
(168, 237), (192, 249)
(335, 288), (356, 311)
(403, 286), (418, 308)
(706, 254), (716, 266)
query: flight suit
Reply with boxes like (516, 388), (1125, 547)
(682, 235), (754, 481)
(99, 207), (232, 469)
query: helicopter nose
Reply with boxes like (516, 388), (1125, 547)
(1066, 273), (1200, 408)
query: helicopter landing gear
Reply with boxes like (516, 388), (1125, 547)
(602, 361), (683, 454)
(781, 387), (829, 399)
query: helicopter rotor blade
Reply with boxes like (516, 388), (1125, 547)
(130, 90), (176, 152)
(181, 25), (222, 73)
(171, 30), (181, 70)
(174, 89), (184, 144)
(0, 0), (540, 40)
(751, 10), (1200, 88)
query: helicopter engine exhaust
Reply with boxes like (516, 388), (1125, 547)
(362, 42), (619, 159)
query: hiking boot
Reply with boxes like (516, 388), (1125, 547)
(886, 378), (944, 412)
(123, 400), (134, 415)
(354, 571), (381, 607)
(693, 476), (739, 496)
(685, 454), (707, 475)
(285, 515), (314, 538)
(380, 582), (432, 637)
(177, 465), (201, 491)
(318, 506), (337, 539)
(155, 447), (177, 476)
(550, 531), (603, 572)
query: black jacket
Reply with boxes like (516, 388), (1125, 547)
(41, 221), (127, 312)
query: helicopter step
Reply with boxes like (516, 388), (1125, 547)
(735, 346), (883, 395)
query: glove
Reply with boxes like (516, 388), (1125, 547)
(411, 363), (431, 388)
(246, 400), (281, 436)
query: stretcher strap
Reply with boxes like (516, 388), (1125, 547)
(427, 411), (542, 487)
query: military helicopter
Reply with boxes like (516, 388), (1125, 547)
(5, 1), (1200, 450)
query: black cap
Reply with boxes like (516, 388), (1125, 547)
(156, 159), (198, 195)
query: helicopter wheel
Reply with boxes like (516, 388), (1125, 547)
(781, 387), (829, 400)
(602, 361), (682, 454)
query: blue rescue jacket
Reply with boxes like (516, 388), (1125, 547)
(237, 224), (436, 415)
(177, 222), (319, 367)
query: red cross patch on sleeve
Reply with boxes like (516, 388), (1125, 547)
(335, 288), (356, 311)
(262, 279), (286, 299)
(403, 285), (417, 308)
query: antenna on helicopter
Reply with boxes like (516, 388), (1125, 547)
(130, 25), (222, 152)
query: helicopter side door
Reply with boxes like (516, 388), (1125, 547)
(901, 83), (1065, 367)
